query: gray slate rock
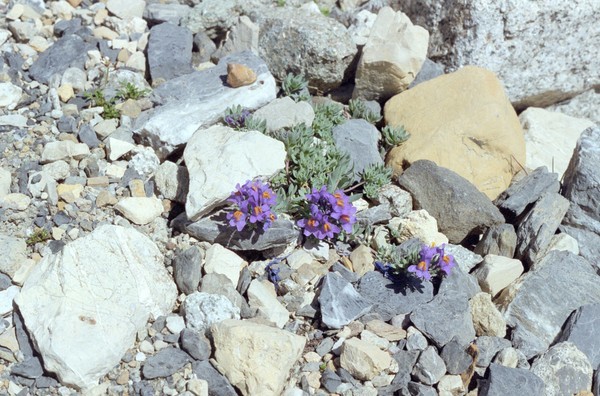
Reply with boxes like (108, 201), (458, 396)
(410, 290), (476, 348)
(321, 369), (342, 393)
(412, 346), (446, 385)
(199, 273), (244, 310)
(530, 342), (593, 396)
(29, 35), (91, 85)
(561, 126), (600, 263)
(498, 251), (600, 359)
(78, 124), (100, 148)
(182, 211), (300, 252)
(192, 360), (237, 396)
(144, 3), (191, 25)
(515, 192), (569, 267)
(556, 303), (600, 368)
(193, 31), (217, 63)
(173, 246), (203, 295)
(441, 340), (473, 375)
(180, 328), (211, 361)
(438, 264), (481, 299)
(148, 23), (194, 84)
(397, 160), (504, 243)
(391, 350), (419, 387)
(406, 382), (437, 396)
(474, 223), (517, 258)
(479, 363), (545, 396)
(357, 271), (434, 322)
(318, 272), (372, 329)
(355, 203), (393, 227)
(495, 166), (560, 220)
(11, 356), (44, 379)
(182, 0), (240, 39)
(409, 58), (445, 88)
(332, 119), (383, 182)
(142, 347), (191, 379)
(250, 7), (357, 92)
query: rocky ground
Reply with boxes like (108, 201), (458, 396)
(0, 0), (599, 396)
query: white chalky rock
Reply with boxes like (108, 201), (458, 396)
(203, 244), (247, 287)
(114, 197), (163, 225)
(183, 292), (240, 335)
(247, 279), (289, 328)
(184, 125), (286, 221)
(106, 0), (146, 19)
(14, 225), (177, 390)
(41, 141), (90, 164)
(0, 82), (22, 108)
(0, 167), (11, 199)
(0, 234), (27, 279)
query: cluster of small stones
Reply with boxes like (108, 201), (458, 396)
(0, 0), (599, 396)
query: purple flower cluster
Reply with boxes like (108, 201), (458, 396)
(407, 243), (456, 280)
(224, 108), (251, 129)
(226, 180), (277, 232)
(297, 186), (357, 240)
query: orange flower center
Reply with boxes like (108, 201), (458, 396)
(340, 214), (350, 222)
(262, 191), (271, 199)
(308, 219), (317, 227)
(417, 261), (427, 271)
(254, 206), (263, 215)
(233, 210), (243, 221)
(323, 223), (331, 232)
(443, 255), (450, 263)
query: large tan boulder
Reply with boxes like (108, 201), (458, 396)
(384, 66), (525, 199)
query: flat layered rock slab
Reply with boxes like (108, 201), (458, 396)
(135, 51), (276, 160)
(497, 251), (600, 359)
(14, 225), (177, 390)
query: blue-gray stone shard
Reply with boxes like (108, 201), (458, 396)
(142, 347), (191, 379)
(29, 35), (91, 85)
(318, 272), (372, 329)
(479, 363), (545, 396)
(148, 22), (194, 84)
(556, 303), (600, 368)
(332, 119), (383, 182)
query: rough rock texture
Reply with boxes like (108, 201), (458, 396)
(29, 34), (91, 85)
(353, 7), (429, 102)
(114, 197), (164, 225)
(183, 125), (285, 221)
(332, 119), (383, 182)
(385, 66), (525, 200)
(318, 272), (372, 329)
(0, 234), (27, 279)
(560, 127), (600, 263)
(14, 225), (177, 389)
(340, 337), (391, 381)
(548, 89), (600, 126)
(519, 107), (595, 179)
(473, 224), (517, 258)
(400, 1), (600, 108)
(246, 279), (289, 328)
(183, 292), (240, 335)
(250, 7), (357, 92)
(135, 51), (276, 160)
(211, 319), (305, 396)
(252, 97), (315, 133)
(479, 363), (545, 396)
(397, 160), (504, 243)
(556, 304), (600, 368)
(147, 22), (194, 84)
(497, 251), (600, 359)
(530, 342), (593, 396)
(469, 292), (506, 337)
(471, 255), (523, 297)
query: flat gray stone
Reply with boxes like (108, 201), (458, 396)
(191, 360), (237, 396)
(515, 192), (569, 267)
(410, 289), (476, 348)
(199, 273), (244, 310)
(318, 272), (372, 329)
(479, 363), (545, 396)
(29, 35), (91, 85)
(332, 119), (383, 182)
(180, 328), (211, 361)
(397, 160), (504, 243)
(144, 3), (191, 25)
(475, 336), (512, 368)
(474, 223), (517, 258)
(556, 303), (600, 368)
(498, 251), (600, 359)
(148, 22), (194, 84)
(135, 51), (276, 160)
(391, 350), (419, 387)
(357, 271), (434, 322)
(438, 264), (481, 299)
(441, 340), (473, 375)
(495, 166), (560, 220)
(409, 58), (445, 88)
(142, 347), (191, 379)
(182, 211), (300, 252)
(173, 246), (203, 295)
(412, 346), (446, 385)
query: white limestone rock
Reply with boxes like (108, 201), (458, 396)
(353, 7), (429, 102)
(520, 107), (595, 179)
(0, 167), (11, 199)
(106, 0), (145, 19)
(114, 197), (163, 225)
(252, 97), (315, 133)
(471, 254), (524, 297)
(154, 161), (188, 203)
(41, 141), (90, 164)
(183, 292), (240, 335)
(340, 337), (392, 381)
(0, 82), (22, 108)
(247, 279), (289, 328)
(203, 244), (246, 287)
(211, 319), (306, 396)
(14, 225), (177, 390)
(184, 125), (285, 221)
(0, 234), (27, 279)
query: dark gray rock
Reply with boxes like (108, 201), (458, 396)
(180, 328), (211, 361)
(316, 337), (335, 357)
(438, 264), (481, 299)
(318, 272), (372, 329)
(332, 119), (383, 182)
(355, 203), (393, 227)
(250, 7), (357, 92)
(479, 363), (545, 396)
(11, 356), (44, 379)
(192, 360), (237, 396)
(406, 382), (437, 396)
(515, 192), (569, 267)
(561, 126), (600, 263)
(391, 350), (419, 387)
(441, 340), (473, 375)
(0, 273), (12, 291)
(321, 369), (342, 393)
(144, 3), (191, 25)
(193, 31), (217, 63)
(474, 223), (517, 258)
(35, 376), (59, 389)
(409, 58), (445, 88)
(410, 290), (476, 348)
(556, 304), (600, 368)
(142, 347), (191, 379)
(357, 271), (434, 321)
(331, 262), (360, 284)
(182, 210), (300, 252)
(52, 211), (71, 226)
(78, 124), (100, 148)
(29, 35), (91, 85)
(148, 23), (194, 84)
(593, 369), (600, 396)
(406, 329), (428, 351)
(499, 251), (600, 359)
(495, 166), (560, 220)
(397, 160), (505, 243)
(199, 273), (244, 309)
(173, 246), (203, 295)
(412, 346), (446, 385)
(530, 342), (593, 396)
(13, 311), (35, 358)
(56, 116), (77, 133)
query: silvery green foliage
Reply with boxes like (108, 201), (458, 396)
(281, 73), (310, 102)
(382, 125), (410, 150)
(348, 99), (382, 124)
(361, 164), (393, 200)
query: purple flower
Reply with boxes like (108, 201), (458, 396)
(226, 209), (247, 232)
(297, 186), (356, 241)
(224, 108), (251, 129)
(435, 244), (456, 275)
(407, 260), (431, 280)
(297, 216), (321, 237)
(226, 179), (277, 232)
